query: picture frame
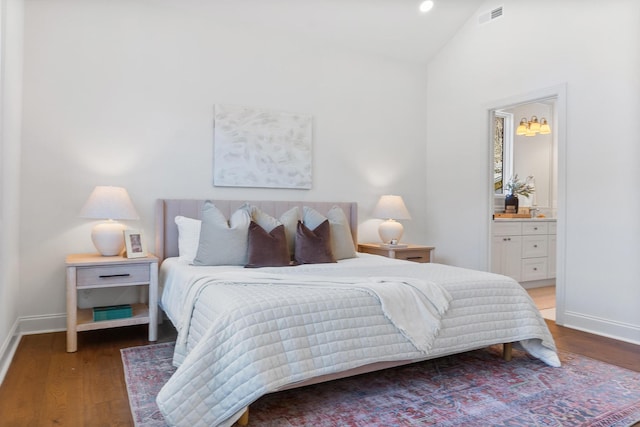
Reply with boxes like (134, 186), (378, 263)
(124, 229), (147, 258)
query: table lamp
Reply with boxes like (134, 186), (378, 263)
(372, 195), (411, 245)
(80, 186), (140, 256)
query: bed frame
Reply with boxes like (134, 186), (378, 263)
(154, 198), (513, 426)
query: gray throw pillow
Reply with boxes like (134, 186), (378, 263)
(193, 201), (250, 266)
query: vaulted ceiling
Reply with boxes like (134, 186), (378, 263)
(193, 0), (487, 64)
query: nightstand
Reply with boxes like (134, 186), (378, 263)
(358, 243), (434, 263)
(65, 253), (159, 352)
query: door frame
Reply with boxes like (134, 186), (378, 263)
(486, 83), (567, 324)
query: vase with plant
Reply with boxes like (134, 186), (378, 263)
(504, 174), (535, 213)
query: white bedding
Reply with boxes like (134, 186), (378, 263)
(157, 254), (559, 427)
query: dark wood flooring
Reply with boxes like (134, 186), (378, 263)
(0, 320), (638, 426)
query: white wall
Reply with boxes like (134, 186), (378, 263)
(18, 1), (428, 326)
(0, 0), (24, 380)
(427, 0), (640, 343)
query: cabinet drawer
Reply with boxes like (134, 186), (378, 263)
(548, 222), (557, 234)
(521, 258), (548, 281)
(76, 264), (150, 288)
(522, 222), (548, 235)
(394, 249), (430, 263)
(522, 235), (548, 258)
(493, 222), (522, 236)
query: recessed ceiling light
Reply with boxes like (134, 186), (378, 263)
(419, 0), (434, 13)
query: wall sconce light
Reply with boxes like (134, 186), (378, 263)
(372, 195), (412, 245)
(516, 116), (551, 137)
(80, 186), (139, 256)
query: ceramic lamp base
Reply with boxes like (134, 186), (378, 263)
(378, 219), (404, 244)
(91, 220), (126, 256)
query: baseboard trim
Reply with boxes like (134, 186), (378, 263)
(0, 313), (67, 386)
(562, 310), (640, 346)
(18, 313), (66, 335)
(0, 319), (20, 385)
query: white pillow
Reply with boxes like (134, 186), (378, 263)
(302, 206), (356, 260)
(174, 216), (202, 263)
(192, 201), (251, 266)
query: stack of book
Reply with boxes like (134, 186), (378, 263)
(93, 304), (133, 321)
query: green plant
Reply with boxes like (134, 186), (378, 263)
(505, 174), (535, 197)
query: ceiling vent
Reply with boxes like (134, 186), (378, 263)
(478, 6), (503, 25)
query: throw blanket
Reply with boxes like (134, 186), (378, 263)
(173, 272), (452, 361)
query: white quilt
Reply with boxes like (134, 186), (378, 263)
(156, 254), (560, 427)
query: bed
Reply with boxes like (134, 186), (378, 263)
(153, 199), (559, 427)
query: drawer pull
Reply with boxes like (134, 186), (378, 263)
(533, 227), (538, 230)
(98, 273), (131, 278)
(533, 244), (538, 248)
(533, 267), (538, 271)
(406, 256), (423, 260)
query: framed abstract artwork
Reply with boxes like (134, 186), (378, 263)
(213, 104), (313, 189)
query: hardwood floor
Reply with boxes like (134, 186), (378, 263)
(0, 323), (177, 427)
(527, 285), (556, 310)
(0, 317), (638, 426)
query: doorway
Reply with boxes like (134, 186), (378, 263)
(487, 84), (567, 324)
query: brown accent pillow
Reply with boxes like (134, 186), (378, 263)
(245, 221), (291, 268)
(294, 220), (336, 264)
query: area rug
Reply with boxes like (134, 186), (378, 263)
(121, 342), (640, 426)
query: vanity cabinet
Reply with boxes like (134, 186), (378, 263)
(491, 220), (556, 284)
(491, 222), (523, 281)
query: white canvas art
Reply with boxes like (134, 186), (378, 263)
(213, 104), (313, 189)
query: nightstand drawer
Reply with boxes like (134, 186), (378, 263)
(76, 264), (150, 288)
(395, 249), (430, 263)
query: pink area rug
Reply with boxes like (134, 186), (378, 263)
(121, 342), (640, 426)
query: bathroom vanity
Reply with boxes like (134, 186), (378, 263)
(491, 218), (556, 287)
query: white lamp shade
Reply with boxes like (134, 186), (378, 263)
(80, 186), (139, 220)
(372, 195), (411, 220)
(373, 195), (411, 244)
(80, 186), (139, 256)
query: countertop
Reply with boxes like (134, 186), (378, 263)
(493, 217), (556, 222)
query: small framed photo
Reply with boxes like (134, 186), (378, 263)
(124, 229), (147, 258)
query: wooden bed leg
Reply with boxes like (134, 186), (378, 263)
(503, 342), (513, 362)
(237, 407), (249, 426)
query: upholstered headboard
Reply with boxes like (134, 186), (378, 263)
(155, 199), (358, 262)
